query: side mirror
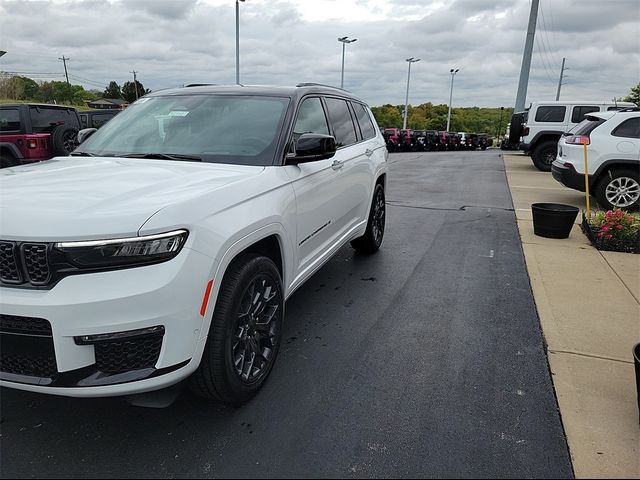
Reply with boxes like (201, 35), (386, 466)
(77, 128), (97, 145)
(287, 133), (336, 164)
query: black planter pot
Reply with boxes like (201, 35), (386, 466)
(531, 203), (580, 239)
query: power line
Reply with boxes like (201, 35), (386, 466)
(538, 1), (560, 67)
(534, 34), (556, 85)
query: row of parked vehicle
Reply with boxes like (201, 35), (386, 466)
(382, 128), (492, 152)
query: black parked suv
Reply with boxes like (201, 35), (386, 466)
(79, 109), (120, 129)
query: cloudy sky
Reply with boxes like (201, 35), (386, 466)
(0, 0), (638, 108)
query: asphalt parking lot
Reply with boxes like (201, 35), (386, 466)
(0, 150), (573, 479)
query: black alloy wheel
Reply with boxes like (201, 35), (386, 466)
(231, 273), (282, 384)
(190, 254), (284, 404)
(351, 183), (386, 254)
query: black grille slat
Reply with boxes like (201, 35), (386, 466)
(95, 335), (163, 373)
(0, 242), (22, 284)
(22, 243), (50, 285)
(0, 314), (53, 336)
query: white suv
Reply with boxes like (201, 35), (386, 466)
(552, 108), (640, 211)
(520, 100), (636, 171)
(0, 84), (388, 404)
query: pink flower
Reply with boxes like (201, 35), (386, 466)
(606, 211), (613, 218)
(601, 226), (610, 232)
(617, 225), (624, 230)
(597, 232), (604, 238)
(606, 234), (613, 239)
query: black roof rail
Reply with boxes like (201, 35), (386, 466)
(614, 106), (640, 112)
(295, 82), (347, 91)
(185, 83), (217, 87)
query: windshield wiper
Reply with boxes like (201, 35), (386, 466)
(120, 153), (202, 162)
(70, 151), (98, 157)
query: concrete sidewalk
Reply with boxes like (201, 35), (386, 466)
(503, 153), (640, 479)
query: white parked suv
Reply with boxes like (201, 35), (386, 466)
(552, 108), (640, 211)
(520, 100), (636, 171)
(0, 84), (388, 404)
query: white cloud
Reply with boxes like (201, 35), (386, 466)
(0, 0), (638, 107)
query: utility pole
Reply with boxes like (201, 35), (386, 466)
(58, 55), (70, 85)
(130, 70), (140, 99)
(514, 0), (539, 112)
(555, 57), (566, 101)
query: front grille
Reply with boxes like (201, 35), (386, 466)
(0, 240), (52, 287)
(95, 335), (163, 374)
(0, 242), (22, 284)
(1, 352), (58, 377)
(22, 243), (50, 285)
(0, 314), (52, 336)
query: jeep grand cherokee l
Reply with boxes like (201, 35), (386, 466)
(0, 84), (388, 404)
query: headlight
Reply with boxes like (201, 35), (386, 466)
(55, 230), (188, 269)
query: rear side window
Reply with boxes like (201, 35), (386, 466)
(0, 109), (20, 132)
(571, 106), (599, 123)
(29, 107), (80, 133)
(324, 98), (357, 147)
(571, 117), (605, 135)
(92, 113), (117, 128)
(612, 118), (640, 138)
(352, 103), (377, 140)
(534, 106), (566, 122)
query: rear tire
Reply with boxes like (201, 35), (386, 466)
(189, 254), (284, 405)
(595, 169), (640, 211)
(531, 140), (557, 172)
(351, 184), (385, 254)
(1, 153), (19, 168)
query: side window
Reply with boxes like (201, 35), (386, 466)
(571, 106), (599, 123)
(29, 107), (80, 132)
(293, 97), (329, 138)
(93, 113), (115, 128)
(80, 114), (88, 128)
(324, 97), (357, 147)
(611, 118), (640, 139)
(352, 102), (377, 140)
(0, 109), (21, 132)
(534, 106), (566, 123)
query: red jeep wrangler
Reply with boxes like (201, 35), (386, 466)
(0, 104), (81, 168)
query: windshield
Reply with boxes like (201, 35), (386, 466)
(76, 94), (290, 166)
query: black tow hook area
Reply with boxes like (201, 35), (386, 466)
(125, 381), (185, 408)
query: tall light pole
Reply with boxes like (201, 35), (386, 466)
(403, 57), (420, 130)
(514, 0), (539, 112)
(446, 68), (459, 132)
(235, 0), (245, 85)
(338, 36), (357, 89)
(0, 51), (6, 58)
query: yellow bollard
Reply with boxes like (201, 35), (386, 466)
(583, 142), (591, 223)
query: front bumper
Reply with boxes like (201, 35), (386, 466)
(0, 247), (215, 397)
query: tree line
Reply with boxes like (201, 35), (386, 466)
(0, 75), (150, 106)
(371, 103), (514, 136)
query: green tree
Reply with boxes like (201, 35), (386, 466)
(103, 81), (122, 99)
(623, 83), (640, 107)
(121, 80), (148, 103)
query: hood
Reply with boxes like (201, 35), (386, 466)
(0, 157), (264, 241)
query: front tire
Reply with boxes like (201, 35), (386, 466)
(595, 169), (640, 211)
(190, 255), (284, 405)
(351, 183), (386, 254)
(531, 140), (557, 172)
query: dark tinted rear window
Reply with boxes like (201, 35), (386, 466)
(324, 98), (357, 147)
(571, 106), (599, 123)
(0, 108), (20, 132)
(571, 117), (605, 136)
(352, 103), (377, 140)
(29, 107), (80, 132)
(612, 118), (640, 138)
(535, 106), (566, 122)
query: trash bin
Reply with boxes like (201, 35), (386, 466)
(531, 203), (579, 239)
(634, 343), (640, 424)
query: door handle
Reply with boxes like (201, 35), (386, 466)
(365, 149), (374, 157)
(331, 160), (344, 170)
